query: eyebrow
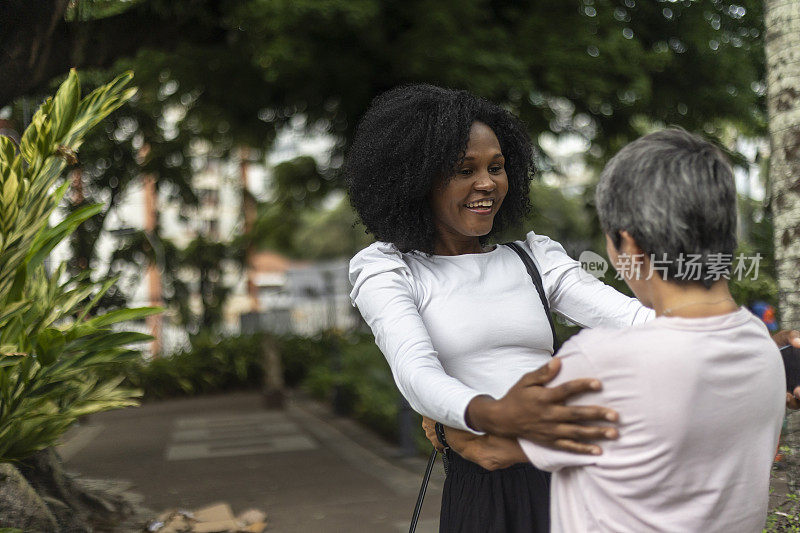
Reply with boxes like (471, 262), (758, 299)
(462, 153), (504, 161)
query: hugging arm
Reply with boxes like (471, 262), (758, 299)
(422, 415), (527, 471)
(425, 344), (612, 472)
(524, 231), (653, 329)
(426, 358), (618, 457)
(351, 242), (618, 448)
(527, 232), (800, 411)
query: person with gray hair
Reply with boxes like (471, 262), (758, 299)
(596, 128), (738, 289)
(449, 129), (786, 532)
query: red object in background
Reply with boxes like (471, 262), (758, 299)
(751, 301), (779, 332)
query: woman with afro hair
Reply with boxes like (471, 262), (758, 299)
(346, 84), (653, 532)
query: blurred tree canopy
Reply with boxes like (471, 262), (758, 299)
(1, 0), (771, 275)
(4, 0), (766, 158)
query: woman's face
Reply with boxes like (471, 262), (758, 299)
(429, 121), (508, 254)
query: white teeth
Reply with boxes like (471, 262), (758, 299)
(465, 200), (493, 208)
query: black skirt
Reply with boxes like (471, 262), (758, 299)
(439, 449), (551, 533)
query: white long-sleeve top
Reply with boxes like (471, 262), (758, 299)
(348, 231), (654, 432)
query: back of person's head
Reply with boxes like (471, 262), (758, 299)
(595, 128), (737, 287)
(344, 84), (533, 254)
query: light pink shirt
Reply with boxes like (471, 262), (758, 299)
(520, 307), (784, 533)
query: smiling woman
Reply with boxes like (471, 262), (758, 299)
(345, 85), (654, 533)
(429, 122), (509, 256)
(345, 84), (532, 256)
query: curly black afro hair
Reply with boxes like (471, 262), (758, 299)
(344, 84), (534, 254)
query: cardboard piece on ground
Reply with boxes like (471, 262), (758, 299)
(159, 521), (192, 533)
(236, 509), (267, 525)
(193, 503), (236, 523)
(242, 522), (267, 533)
(192, 520), (240, 533)
(150, 502), (268, 532)
(151, 509), (194, 533)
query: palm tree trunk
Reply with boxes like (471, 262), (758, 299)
(766, 0), (800, 495)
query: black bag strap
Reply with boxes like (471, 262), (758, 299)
(502, 241), (560, 353)
(409, 449), (438, 533)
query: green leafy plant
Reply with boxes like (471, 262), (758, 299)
(0, 69), (158, 463)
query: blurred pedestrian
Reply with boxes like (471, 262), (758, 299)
(751, 300), (779, 331)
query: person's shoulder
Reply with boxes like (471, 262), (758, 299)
(519, 230), (561, 253)
(514, 231), (578, 274)
(350, 241), (404, 269)
(737, 311), (783, 357)
(559, 326), (620, 354)
(349, 241), (416, 301)
(557, 325), (647, 368)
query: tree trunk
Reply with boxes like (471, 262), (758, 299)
(0, 462), (59, 531)
(2, 448), (148, 532)
(765, 0), (800, 497)
(15, 448), (136, 531)
(262, 334), (286, 409)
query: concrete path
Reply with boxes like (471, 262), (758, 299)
(58, 391), (444, 533)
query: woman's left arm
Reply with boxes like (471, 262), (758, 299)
(524, 231), (653, 329)
(422, 416), (527, 471)
(527, 232), (800, 342)
(526, 232), (800, 405)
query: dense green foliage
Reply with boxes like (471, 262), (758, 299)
(0, 71), (158, 463)
(3, 0), (772, 268)
(110, 334), (266, 400)
(0, 0), (782, 462)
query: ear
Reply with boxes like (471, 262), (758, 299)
(618, 230), (645, 256)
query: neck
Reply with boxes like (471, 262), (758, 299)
(649, 280), (737, 318)
(433, 236), (486, 256)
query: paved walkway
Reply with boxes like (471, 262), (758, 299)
(58, 391), (443, 533)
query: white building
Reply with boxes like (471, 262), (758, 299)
(48, 120), (348, 355)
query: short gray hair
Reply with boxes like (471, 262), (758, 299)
(595, 128), (737, 286)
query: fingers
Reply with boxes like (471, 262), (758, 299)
(427, 432), (444, 451)
(787, 392), (800, 411)
(772, 330), (800, 348)
(421, 417), (444, 450)
(543, 404), (619, 423)
(546, 377), (603, 403)
(551, 438), (603, 455)
(522, 422), (618, 446)
(549, 423), (619, 441)
(791, 331), (800, 349)
(519, 359), (562, 387)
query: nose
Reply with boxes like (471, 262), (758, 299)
(474, 170), (496, 192)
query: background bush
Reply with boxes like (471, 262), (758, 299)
(104, 334), (264, 400)
(116, 329), (431, 449)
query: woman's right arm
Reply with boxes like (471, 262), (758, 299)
(350, 243), (484, 432)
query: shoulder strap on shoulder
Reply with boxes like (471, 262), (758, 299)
(502, 242), (560, 354)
